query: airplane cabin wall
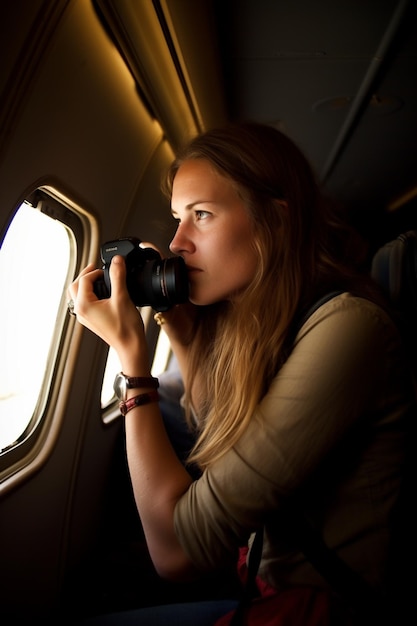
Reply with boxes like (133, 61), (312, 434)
(0, 0), (223, 619)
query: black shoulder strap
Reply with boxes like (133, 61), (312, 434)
(280, 291), (344, 365)
(300, 290), (344, 326)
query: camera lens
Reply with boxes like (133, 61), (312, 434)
(136, 256), (189, 311)
(159, 257), (189, 306)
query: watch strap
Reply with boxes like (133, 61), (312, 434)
(124, 375), (159, 389)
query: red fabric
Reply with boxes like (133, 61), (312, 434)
(215, 548), (331, 626)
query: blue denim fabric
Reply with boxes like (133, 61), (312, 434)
(78, 599), (238, 625)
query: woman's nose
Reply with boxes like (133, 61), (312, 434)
(169, 225), (195, 255)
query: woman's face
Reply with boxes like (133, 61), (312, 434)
(169, 159), (259, 305)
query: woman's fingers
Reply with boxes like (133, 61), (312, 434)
(67, 264), (102, 309)
(66, 257), (146, 355)
(107, 255), (129, 301)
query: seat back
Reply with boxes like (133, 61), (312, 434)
(371, 230), (417, 370)
(371, 230), (417, 620)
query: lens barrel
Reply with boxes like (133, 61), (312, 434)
(93, 248), (189, 312)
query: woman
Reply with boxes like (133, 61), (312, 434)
(69, 123), (413, 625)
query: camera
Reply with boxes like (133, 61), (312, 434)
(93, 237), (189, 312)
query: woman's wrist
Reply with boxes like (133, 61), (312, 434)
(115, 338), (152, 377)
(119, 360), (152, 374)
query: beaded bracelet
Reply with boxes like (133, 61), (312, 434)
(119, 389), (159, 416)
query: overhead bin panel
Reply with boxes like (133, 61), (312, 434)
(94, 0), (228, 147)
(0, 0), (169, 241)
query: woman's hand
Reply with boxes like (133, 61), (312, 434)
(68, 255), (150, 373)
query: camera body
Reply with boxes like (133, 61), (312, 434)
(93, 237), (189, 312)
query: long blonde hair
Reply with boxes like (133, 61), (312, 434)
(165, 122), (377, 469)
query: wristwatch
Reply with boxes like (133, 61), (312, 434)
(113, 372), (159, 401)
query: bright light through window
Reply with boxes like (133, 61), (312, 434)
(0, 202), (71, 451)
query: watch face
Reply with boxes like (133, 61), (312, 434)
(113, 373), (127, 400)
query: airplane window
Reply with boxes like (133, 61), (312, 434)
(151, 330), (172, 377)
(101, 346), (122, 408)
(0, 199), (72, 452)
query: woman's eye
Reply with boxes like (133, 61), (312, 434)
(195, 210), (210, 220)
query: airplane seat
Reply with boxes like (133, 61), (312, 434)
(371, 230), (417, 371)
(371, 231), (417, 622)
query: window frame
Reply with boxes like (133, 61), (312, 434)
(0, 186), (98, 492)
